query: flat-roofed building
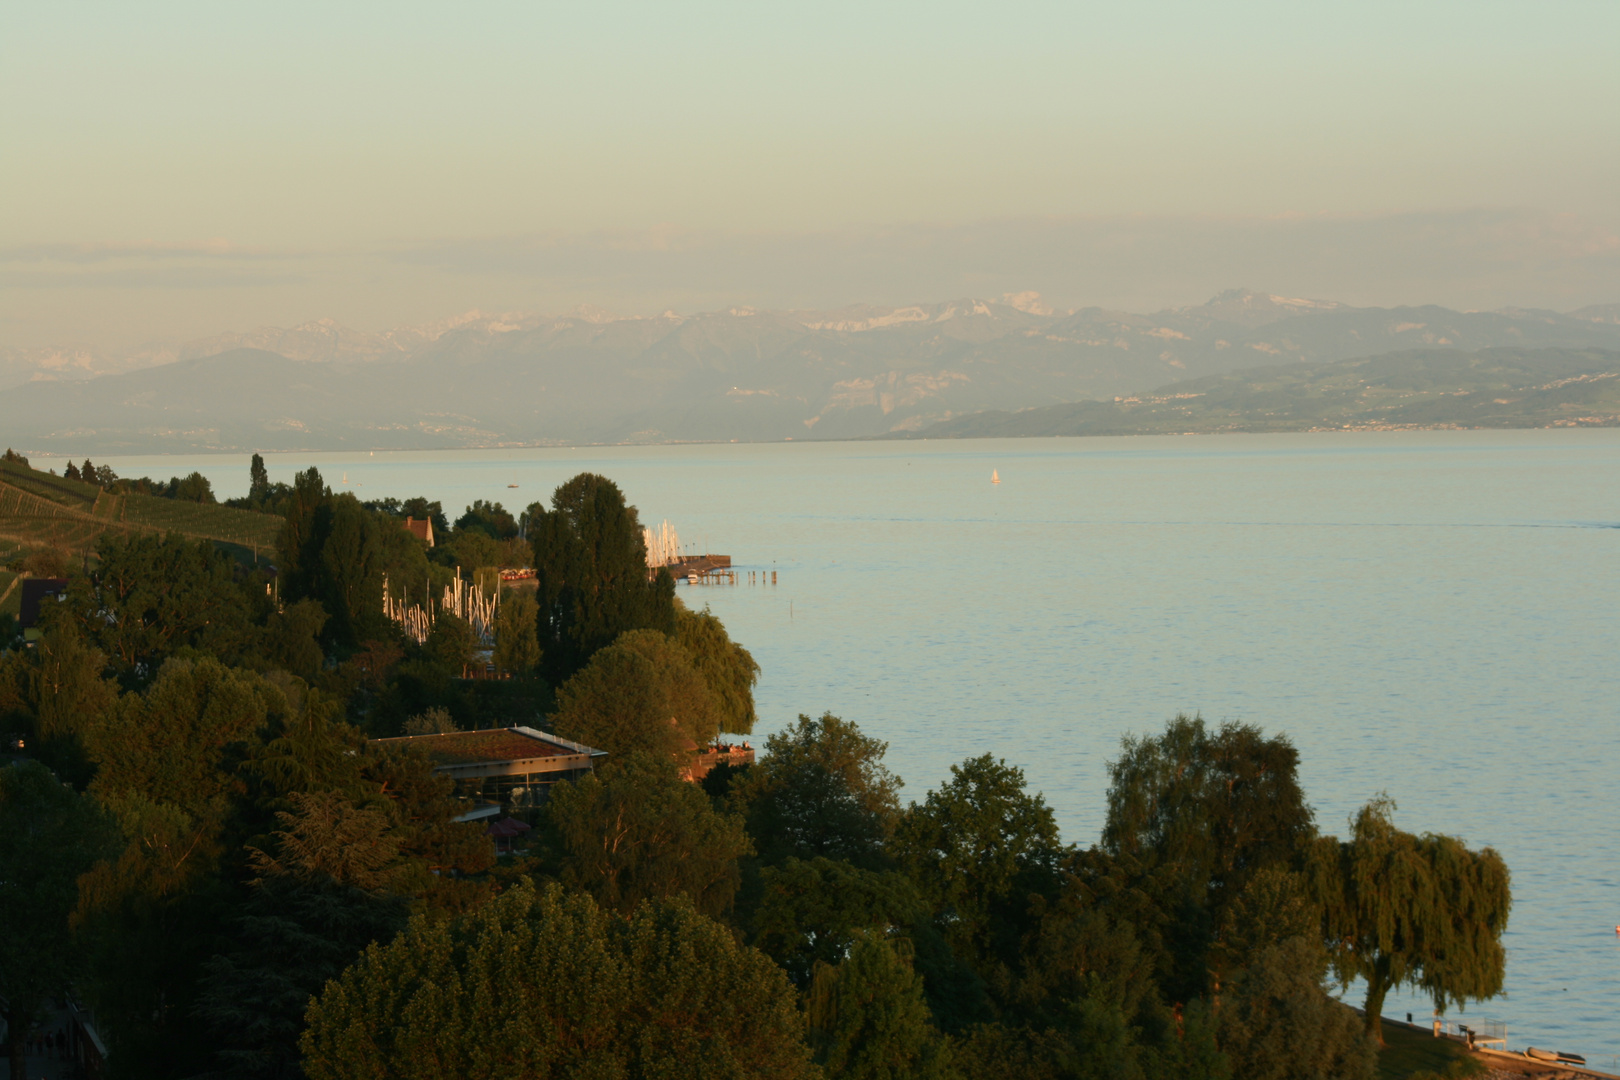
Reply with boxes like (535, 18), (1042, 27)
(373, 726), (605, 819)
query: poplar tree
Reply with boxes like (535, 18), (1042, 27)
(528, 473), (675, 682)
(1312, 797), (1512, 1045)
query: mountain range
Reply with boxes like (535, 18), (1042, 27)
(4, 290), (1620, 453)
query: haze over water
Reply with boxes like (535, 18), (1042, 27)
(94, 429), (1620, 1062)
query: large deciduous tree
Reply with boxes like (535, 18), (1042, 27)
(0, 761), (120, 1080)
(675, 602), (760, 734)
(805, 932), (955, 1080)
(895, 754), (1066, 966)
(738, 712), (904, 870)
(300, 879), (814, 1080)
(528, 473), (675, 682)
(549, 629), (718, 758)
(1312, 797), (1511, 1045)
(1100, 714), (1317, 998)
(543, 751), (751, 918)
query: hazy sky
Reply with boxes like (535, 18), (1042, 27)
(4, 0), (1618, 348)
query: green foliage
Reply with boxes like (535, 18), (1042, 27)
(9, 620), (118, 786)
(259, 598), (329, 682)
(1218, 937), (1376, 1080)
(0, 760), (120, 1080)
(544, 751), (752, 918)
(1312, 797), (1511, 1044)
(895, 754), (1065, 965)
(529, 472), (676, 681)
(807, 932), (957, 1080)
(250, 452), (270, 502)
(753, 856), (926, 987)
(494, 586), (541, 675)
(1102, 715), (1316, 997)
(425, 610), (478, 676)
(196, 877), (408, 1080)
(453, 499), (518, 540)
(676, 601), (761, 734)
(739, 711), (904, 870)
(301, 879), (815, 1080)
(550, 627), (718, 757)
(65, 531), (257, 679)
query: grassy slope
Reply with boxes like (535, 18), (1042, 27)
(1377, 1021), (1479, 1080)
(892, 347), (1620, 439)
(0, 459), (282, 555)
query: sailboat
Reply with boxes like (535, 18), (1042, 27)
(991, 469), (1000, 484)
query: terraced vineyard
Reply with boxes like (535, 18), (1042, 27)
(0, 460), (282, 557)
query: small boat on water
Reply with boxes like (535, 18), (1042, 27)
(991, 469), (1000, 484)
(508, 484), (519, 488)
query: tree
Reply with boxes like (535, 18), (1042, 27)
(453, 499), (519, 540)
(1101, 715), (1317, 997)
(753, 856), (925, 987)
(494, 587), (541, 676)
(65, 532), (256, 680)
(528, 472), (675, 681)
(550, 629), (718, 758)
(300, 879), (815, 1080)
(196, 791), (411, 1080)
(1218, 937), (1376, 1080)
(1312, 797), (1511, 1045)
(738, 712), (904, 869)
(173, 470), (217, 503)
(65, 459), (82, 481)
(14, 620), (119, 787)
(250, 452), (271, 503)
(0, 761), (120, 1080)
(806, 932), (956, 1080)
(894, 754), (1065, 964)
(545, 751), (752, 918)
(675, 602), (761, 734)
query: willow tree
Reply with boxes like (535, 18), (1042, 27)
(1312, 797), (1511, 1045)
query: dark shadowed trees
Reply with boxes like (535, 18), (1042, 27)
(806, 932), (956, 1080)
(300, 879), (814, 1080)
(528, 473), (675, 682)
(0, 761), (120, 1080)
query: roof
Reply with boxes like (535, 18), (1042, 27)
(373, 726), (605, 769)
(403, 517), (435, 546)
(19, 578), (68, 629)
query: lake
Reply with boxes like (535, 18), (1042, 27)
(92, 430), (1620, 1063)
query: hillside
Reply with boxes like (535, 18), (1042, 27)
(4, 291), (1620, 452)
(0, 458), (283, 561)
(887, 348), (1620, 438)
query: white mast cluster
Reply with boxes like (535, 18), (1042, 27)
(643, 519), (681, 568)
(382, 566), (499, 646)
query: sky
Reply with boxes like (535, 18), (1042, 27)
(3, 0), (1618, 349)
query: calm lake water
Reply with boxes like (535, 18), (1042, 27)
(92, 430), (1620, 1062)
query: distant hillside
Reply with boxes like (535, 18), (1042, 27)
(887, 348), (1620, 438)
(4, 291), (1620, 452)
(0, 458), (282, 560)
